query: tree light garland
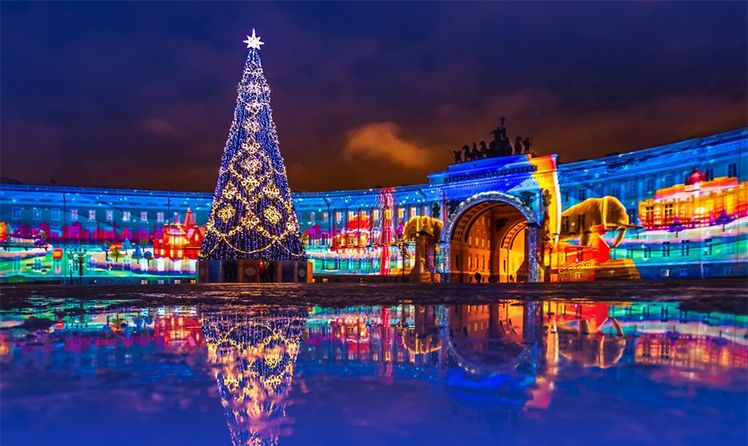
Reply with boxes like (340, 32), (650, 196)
(202, 311), (303, 446)
(200, 31), (306, 261)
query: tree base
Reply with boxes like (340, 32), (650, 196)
(197, 259), (312, 283)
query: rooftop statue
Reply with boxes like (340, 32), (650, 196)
(514, 135), (524, 155)
(450, 116), (533, 164)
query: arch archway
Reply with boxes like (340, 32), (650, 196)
(443, 302), (542, 375)
(441, 192), (539, 283)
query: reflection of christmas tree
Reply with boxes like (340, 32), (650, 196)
(200, 30), (305, 261)
(202, 309), (305, 446)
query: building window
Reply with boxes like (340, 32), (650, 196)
(663, 203), (674, 224)
(33, 208), (41, 220)
(561, 216), (569, 233)
(309, 212), (315, 223)
(322, 212), (328, 222)
(89, 210), (96, 221)
(662, 242), (670, 257)
(397, 208), (405, 219)
(106, 210), (114, 222)
(644, 245), (652, 258)
(704, 238), (713, 255)
(645, 205), (654, 226)
(123, 211), (130, 222)
(335, 211), (342, 223)
(646, 178), (654, 193)
(140, 211), (148, 222)
(727, 163), (737, 178)
(627, 181), (636, 196)
(577, 188), (586, 201)
(576, 214), (585, 230)
(660, 269), (670, 278)
(372, 209), (380, 221)
(705, 169), (714, 181)
(626, 247), (634, 258)
(681, 241), (690, 256)
(724, 267), (733, 276)
(409, 206), (417, 218)
(664, 174), (673, 186)
(70, 209), (78, 221)
(49, 208), (59, 220)
(157, 212), (164, 223)
(679, 268), (688, 277)
(359, 210), (368, 220)
(348, 210), (355, 221)
(12, 207), (21, 219)
(628, 208), (637, 224)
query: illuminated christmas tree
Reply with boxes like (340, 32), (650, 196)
(201, 30), (305, 261)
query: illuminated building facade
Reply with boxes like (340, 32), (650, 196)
(1, 128), (746, 283)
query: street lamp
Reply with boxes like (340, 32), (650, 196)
(66, 247), (87, 285)
(391, 238), (411, 282)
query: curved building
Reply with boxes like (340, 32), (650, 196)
(1, 128), (745, 283)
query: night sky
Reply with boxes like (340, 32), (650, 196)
(2, 2), (746, 192)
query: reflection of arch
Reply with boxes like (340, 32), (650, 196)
(443, 304), (538, 375)
(440, 192), (539, 283)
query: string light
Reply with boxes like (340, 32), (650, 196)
(200, 31), (306, 261)
(202, 311), (303, 446)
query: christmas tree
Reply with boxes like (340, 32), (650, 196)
(201, 30), (305, 261)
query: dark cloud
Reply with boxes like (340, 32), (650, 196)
(1, 2), (746, 192)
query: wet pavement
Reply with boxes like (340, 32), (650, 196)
(1, 280), (746, 445)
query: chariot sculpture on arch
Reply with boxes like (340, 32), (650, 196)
(452, 116), (534, 164)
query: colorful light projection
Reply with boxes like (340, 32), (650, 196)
(200, 30), (305, 261)
(153, 208), (205, 260)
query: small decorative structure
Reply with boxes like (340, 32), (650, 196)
(403, 216), (443, 283)
(153, 208), (205, 259)
(198, 29), (309, 283)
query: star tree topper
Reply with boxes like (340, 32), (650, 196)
(243, 29), (264, 50)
